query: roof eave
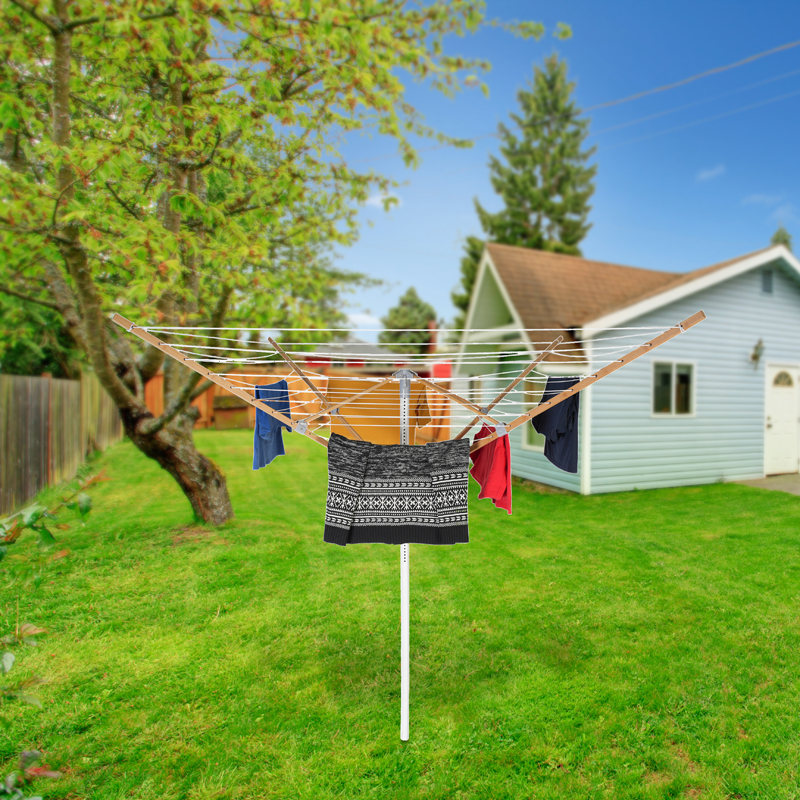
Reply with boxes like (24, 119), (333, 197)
(577, 245), (800, 339)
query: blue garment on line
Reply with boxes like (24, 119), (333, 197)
(253, 380), (292, 469)
(531, 376), (581, 474)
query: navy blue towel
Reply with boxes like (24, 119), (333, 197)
(253, 380), (292, 469)
(531, 376), (580, 473)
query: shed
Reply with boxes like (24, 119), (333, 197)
(454, 243), (800, 493)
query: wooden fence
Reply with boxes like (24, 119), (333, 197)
(0, 372), (123, 516)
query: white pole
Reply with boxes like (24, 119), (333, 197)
(396, 369), (412, 741)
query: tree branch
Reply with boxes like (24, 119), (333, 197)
(139, 7), (178, 21)
(190, 378), (213, 401)
(139, 285), (232, 435)
(8, 0), (60, 35)
(104, 181), (141, 219)
(63, 14), (99, 31)
(0, 284), (59, 310)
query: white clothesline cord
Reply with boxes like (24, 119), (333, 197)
(151, 329), (663, 345)
(145, 325), (676, 332)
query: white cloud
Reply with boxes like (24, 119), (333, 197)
(772, 203), (798, 224)
(696, 164), (725, 182)
(742, 193), (783, 206)
(365, 192), (401, 209)
(347, 312), (382, 329)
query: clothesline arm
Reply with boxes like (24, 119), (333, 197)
(267, 337), (364, 441)
(110, 314), (329, 447)
(453, 335), (564, 440)
(414, 377), (502, 426)
(469, 310), (707, 455)
(297, 375), (397, 424)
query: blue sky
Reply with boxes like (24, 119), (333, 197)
(332, 0), (800, 339)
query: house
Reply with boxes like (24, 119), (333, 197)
(454, 242), (800, 494)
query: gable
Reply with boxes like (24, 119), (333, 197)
(467, 257), (515, 329)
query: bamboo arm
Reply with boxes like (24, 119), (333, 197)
(469, 310), (707, 454)
(453, 335), (564, 440)
(414, 377), (501, 426)
(267, 337), (364, 441)
(111, 314), (328, 447)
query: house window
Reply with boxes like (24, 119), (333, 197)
(762, 269), (774, 294)
(653, 362), (694, 415)
(521, 377), (545, 451)
(774, 370), (794, 387)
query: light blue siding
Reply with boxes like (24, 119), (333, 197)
(589, 258), (800, 493)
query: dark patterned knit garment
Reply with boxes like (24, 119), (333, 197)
(323, 432), (470, 546)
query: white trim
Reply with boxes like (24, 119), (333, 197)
(580, 338), (593, 495)
(650, 358), (698, 418)
(455, 248), (535, 377)
(457, 249), (492, 363)
(463, 323), (521, 343)
(578, 245), (800, 337)
(519, 375), (545, 453)
(484, 250), (536, 354)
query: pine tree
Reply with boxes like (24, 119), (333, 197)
(379, 287), (438, 355)
(451, 235), (485, 330)
(771, 225), (793, 251)
(477, 53), (596, 254)
(451, 53), (596, 329)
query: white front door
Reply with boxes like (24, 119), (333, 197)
(765, 365), (800, 475)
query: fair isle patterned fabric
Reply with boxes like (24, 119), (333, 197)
(324, 432), (470, 546)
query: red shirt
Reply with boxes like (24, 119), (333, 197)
(469, 424), (512, 515)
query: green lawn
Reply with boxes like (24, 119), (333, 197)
(3, 431), (800, 800)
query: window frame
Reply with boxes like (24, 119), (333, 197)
(520, 367), (586, 451)
(520, 375), (546, 452)
(762, 268), (774, 294)
(651, 359), (697, 419)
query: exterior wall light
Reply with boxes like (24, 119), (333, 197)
(750, 338), (764, 367)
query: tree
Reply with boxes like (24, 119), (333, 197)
(0, 295), (84, 378)
(772, 225), (793, 251)
(452, 51), (595, 321)
(450, 235), (484, 331)
(1, 1), (548, 524)
(379, 288), (437, 355)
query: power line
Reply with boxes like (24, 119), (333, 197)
(604, 86), (800, 151)
(346, 37), (800, 165)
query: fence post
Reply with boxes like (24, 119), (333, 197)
(42, 372), (52, 486)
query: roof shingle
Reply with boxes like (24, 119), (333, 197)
(485, 243), (776, 360)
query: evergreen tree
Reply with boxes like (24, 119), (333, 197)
(771, 225), (793, 251)
(379, 288), (438, 355)
(451, 235), (485, 330)
(451, 53), (596, 329)
(476, 53), (596, 254)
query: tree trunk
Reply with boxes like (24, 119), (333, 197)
(120, 405), (234, 525)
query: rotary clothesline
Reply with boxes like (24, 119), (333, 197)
(112, 309), (706, 741)
(111, 311), (706, 447)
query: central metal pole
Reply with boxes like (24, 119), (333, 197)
(396, 369), (413, 742)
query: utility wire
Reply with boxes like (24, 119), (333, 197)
(347, 37), (800, 165)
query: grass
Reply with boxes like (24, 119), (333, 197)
(2, 430), (800, 799)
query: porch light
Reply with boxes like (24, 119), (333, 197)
(750, 338), (764, 366)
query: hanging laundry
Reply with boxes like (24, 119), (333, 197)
(252, 380), (292, 469)
(324, 378), (431, 445)
(323, 432), (470, 546)
(531, 376), (580, 473)
(469, 424), (512, 514)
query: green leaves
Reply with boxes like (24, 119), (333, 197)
(64, 493), (92, 523)
(1, 651), (14, 675)
(36, 528), (55, 552)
